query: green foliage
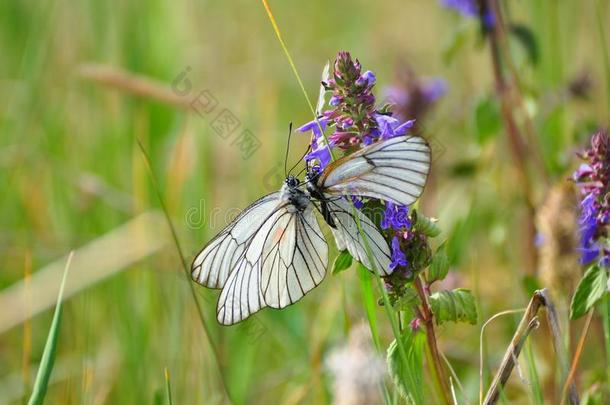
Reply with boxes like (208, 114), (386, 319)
(391, 286), (420, 312)
(428, 243), (449, 283)
(28, 255), (71, 405)
(387, 331), (426, 405)
(473, 95), (502, 145)
(570, 264), (609, 319)
(332, 250), (353, 275)
(509, 24), (539, 66)
(413, 211), (441, 238)
(429, 289), (477, 325)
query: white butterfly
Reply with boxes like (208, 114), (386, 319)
(191, 135), (430, 325)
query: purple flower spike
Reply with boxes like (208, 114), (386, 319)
(573, 131), (610, 267)
(305, 141), (332, 170)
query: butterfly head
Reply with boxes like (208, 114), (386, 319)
(284, 175), (300, 189)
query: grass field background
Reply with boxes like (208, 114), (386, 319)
(1, 1), (609, 403)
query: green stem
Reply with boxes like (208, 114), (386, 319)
(603, 296), (610, 388)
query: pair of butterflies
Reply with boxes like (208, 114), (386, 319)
(191, 134), (430, 325)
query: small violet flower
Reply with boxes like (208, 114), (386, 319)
(389, 236), (408, 271)
(381, 202), (411, 231)
(383, 74), (447, 123)
(375, 114), (415, 140)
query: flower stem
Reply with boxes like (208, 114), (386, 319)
(486, 0), (539, 276)
(414, 276), (451, 405)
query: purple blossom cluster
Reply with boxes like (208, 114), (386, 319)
(297, 51), (421, 275)
(383, 74), (447, 124)
(298, 51), (415, 171)
(573, 131), (610, 267)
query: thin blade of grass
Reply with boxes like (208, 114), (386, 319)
(524, 341), (543, 405)
(135, 138), (232, 402)
(164, 367), (173, 405)
(358, 265), (381, 350)
(27, 252), (73, 405)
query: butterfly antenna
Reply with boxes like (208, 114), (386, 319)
(288, 143), (311, 176)
(284, 122), (293, 178)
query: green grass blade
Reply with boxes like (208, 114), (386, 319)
(164, 367), (173, 405)
(357, 264), (381, 350)
(27, 251), (73, 405)
(524, 341), (543, 405)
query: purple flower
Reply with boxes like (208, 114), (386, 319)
(381, 202), (411, 230)
(441, 0), (495, 28)
(351, 196), (364, 209)
(356, 70), (376, 87)
(382, 75), (447, 123)
(305, 140), (332, 170)
(421, 78), (448, 103)
(389, 236), (408, 271)
(375, 114), (415, 139)
(297, 117), (328, 141)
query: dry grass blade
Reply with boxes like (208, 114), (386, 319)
(561, 309), (594, 404)
(78, 64), (192, 110)
(0, 212), (167, 335)
(482, 289), (580, 405)
(482, 291), (545, 405)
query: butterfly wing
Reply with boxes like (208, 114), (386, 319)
(216, 201), (328, 325)
(324, 197), (392, 275)
(191, 192), (280, 289)
(318, 135), (430, 207)
(259, 205), (328, 309)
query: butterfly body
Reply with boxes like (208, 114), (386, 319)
(304, 169), (337, 229)
(279, 175), (310, 213)
(192, 135), (431, 325)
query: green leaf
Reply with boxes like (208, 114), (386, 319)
(332, 250), (353, 275)
(570, 264), (609, 319)
(508, 24), (539, 66)
(473, 96), (502, 145)
(28, 253), (73, 405)
(428, 243), (449, 283)
(392, 286), (421, 312)
(413, 211), (441, 238)
(429, 288), (478, 325)
(387, 331), (426, 405)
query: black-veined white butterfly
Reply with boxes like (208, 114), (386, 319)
(191, 135), (430, 325)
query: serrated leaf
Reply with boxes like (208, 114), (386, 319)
(570, 264), (609, 319)
(332, 250), (353, 275)
(429, 288), (477, 325)
(387, 331), (425, 405)
(473, 96), (501, 145)
(413, 212), (441, 238)
(428, 243), (449, 283)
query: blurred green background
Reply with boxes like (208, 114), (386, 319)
(1, 0), (609, 403)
